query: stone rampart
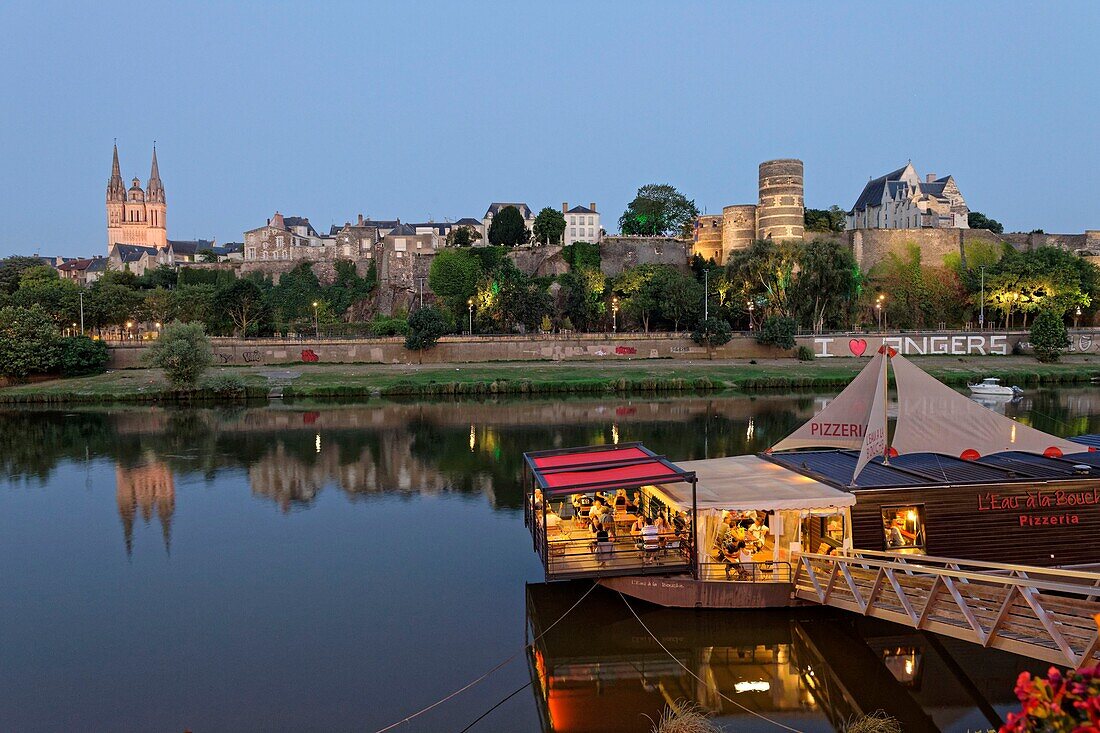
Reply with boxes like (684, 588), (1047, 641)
(599, 237), (692, 277)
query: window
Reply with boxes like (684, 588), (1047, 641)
(394, 238), (407, 251)
(587, 216), (593, 225)
(882, 504), (927, 553)
(570, 228), (576, 237)
(416, 240), (422, 249)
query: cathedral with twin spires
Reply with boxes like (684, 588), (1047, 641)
(106, 143), (167, 249)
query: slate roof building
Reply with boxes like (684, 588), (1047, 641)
(482, 203), (535, 244)
(58, 256), (109, 285)
(846, 162), (969, 230)
(561, 202), (601, 246)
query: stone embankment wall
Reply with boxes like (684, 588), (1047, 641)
(599, 237), (692, 276)
(105, 329), (1084, 368)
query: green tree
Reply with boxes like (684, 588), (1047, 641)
(404, 306), (450, 361)
(324, 260), (375, 317)
(0, 305), (63, 378)
(269, 263), (323, 325)
(562, 241), (601, 271)
(86, 279), (143, 331)
(487, 205), (530, 247)
(138, 287), (177, 325)
(0, 256), (45, 295)
(614, 265), (661, 332)
(532, 207), (567, 245)
(137, 265), (179, 290)
(429, 249), (483, 314)
(619, 184), (699, 238)
(790, 240), (860, 332)
(172, 284), (217, 325)
(214, 279), (266, 336)
(983, 246), (1095, 328)
(1030, 310), (1069, 362)
(726, 239), (799, 318)
(487, 264), (552, 332)
(59, 336), (109, 376)
(691, 317), (733, 358)
(803, 205), (846, 233)
(653, 267), (703, 331)
(756, 315), (797, 350)
(557, 267), (607, 331)
(968, 211), (1004, 234)
(446, 225), (482, 247)
(145, 321), (214, 389)
(9, 267), (81, 324)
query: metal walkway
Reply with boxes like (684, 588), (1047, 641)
(793, 549), (1100, 669)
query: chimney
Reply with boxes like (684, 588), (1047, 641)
(357, 213), (364, 226)
(926, 173), (937, 183)
(589, 202), (596, 213)
(562, 202), (569, 213)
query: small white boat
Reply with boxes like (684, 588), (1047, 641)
(967, 377), (1022, 397)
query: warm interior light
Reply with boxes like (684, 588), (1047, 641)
(734, 681), (771, 693)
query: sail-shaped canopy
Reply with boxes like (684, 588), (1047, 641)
(890, 353), (1086, 459)
(852, 355), (888, 481)
(770, 350), (886, 452)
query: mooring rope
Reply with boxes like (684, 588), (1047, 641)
(370, 581), (598, 733)
(617, 591), (807, 733)
(456, 680), (533, 733)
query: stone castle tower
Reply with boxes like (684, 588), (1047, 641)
(106, 143), (167, 249)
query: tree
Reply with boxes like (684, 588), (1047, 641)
(726, 239), (799, 318)
(138, 265), (178, 290)
(404, 306), (450, 362)
(983, 246), (1095, 328)
(214, 279), (266, 336)
(0, 256), (45, 295)
(614, 265), (661, 332)
(446, 225), (482, 247)
(145, 321), (214, 389)
(171, 284), (217, 325)
(488, 265), (552, 332)
(557, 267), (607, 331)
(756, 315), (796, 350)
(269, 263), (323, 325)
(968, 211), (1004, 234)
(804, 205), (846, 233)
(532, 207), (567, 245)
(138, 287), (177, 325)
(1030, 310), (1069, 363)
(691, 317), (733, 358)
(619, 184), (699, 238)
(790, 240), (860, 332)
(9, 267), (81, 324)
(429, 249), (483, 313)
(325, 259), (375, 317)
(86, 280), (143, 331)
(487, 205), (530, 246)
(59, 336), (109, 376)
(0, 305), (62, 378)
(653, 267), (703, 331)
(562, 241), (601, 271)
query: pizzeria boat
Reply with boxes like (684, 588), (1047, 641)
(523, 348), (1100, 609)
(967, 377), (1023, 397)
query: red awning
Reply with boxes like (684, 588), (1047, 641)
(525, 444), (694, 496)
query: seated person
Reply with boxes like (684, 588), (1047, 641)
(533, 489), (544, 511)
(572, 494), (593, 521)
(886, 519), (905, 548)
(592, 501), (612, 528)
(748, 514), (770, 548)
(614, 489), (628, 510)
(593, 521), (614, 565)
(629, 514), (646, 536)
(736, 542), (754, 576)
(627, 491), (643, 515)
(640, 518), (661, 561)
(545, 511), (561, 530)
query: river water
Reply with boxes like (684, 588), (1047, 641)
(2, 388), (1097, 732)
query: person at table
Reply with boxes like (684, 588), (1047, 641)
(533, 489), (544, 511)
(654, 511), (673, 539)
(592, 500), (612, 529)
(630, 514), (646, 537)
(748, 514), (770, 548)
(640, 518), (660, 562)
(629, 491), (643, 515)
(736, 542), (754, 578)
(572, 494), (593, 522)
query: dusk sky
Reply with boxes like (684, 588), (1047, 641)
(2, 1), (1098, 257)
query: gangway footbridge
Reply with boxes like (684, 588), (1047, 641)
(793, 549), (1100, 670)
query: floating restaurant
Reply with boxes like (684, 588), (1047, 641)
(523, 348), (1100, 608)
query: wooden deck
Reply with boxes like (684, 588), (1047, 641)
(793, 550), (1100, 669)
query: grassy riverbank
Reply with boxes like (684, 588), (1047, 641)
(2, 356), (1099, 404)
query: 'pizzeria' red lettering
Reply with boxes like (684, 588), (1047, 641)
(810, 423), (865, 437)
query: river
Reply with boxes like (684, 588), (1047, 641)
(2, 388), (1097, 732)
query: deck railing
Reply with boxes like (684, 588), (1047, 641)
(697, 559), (793, 583)
(534, 524), (693, 581)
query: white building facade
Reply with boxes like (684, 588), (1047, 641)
(846, 162), (969, 230)
(562, 202), (601, 246)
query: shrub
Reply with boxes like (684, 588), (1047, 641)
(844, 711), (902, 733)
(405, 306), (450, 358)
(0, 305), (62, 379)
(204, 373), (247, 398)
(540, 315), (553, 333)
(650, 702), (722, 733)
(145, 321), (214, 389)
(1002, 665), (1100, 732)
(690, 317), (733, 349)
(756, 315), (797, 350)
(368, 316), (409, 337)
(60, 336), (109, 376)
(796, 345), (815, 361)
(1030, 310), (1070, 363)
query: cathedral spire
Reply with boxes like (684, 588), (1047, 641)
(147, 143), (165, 203)
(107, 142), (125, 202)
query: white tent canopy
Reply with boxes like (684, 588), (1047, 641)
(649, 455), (856, 513)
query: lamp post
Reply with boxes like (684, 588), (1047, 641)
(703, 269), (709, 321)
(979, 265), (986, 330)
(126, 321), (133, 341)
(78, 290), (85, 335)
(611, 296), (619, 333)
(70, 322), (77, 337)
(467, 297), (474, 334)
(312, 301), (319, 337)
(876, 294), (886, 333)
(747, 301), (755, 331)
(1075, 305), (1082, 329)
(417, 277), (425, 309)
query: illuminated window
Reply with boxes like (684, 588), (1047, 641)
(882, 504), (926, 553)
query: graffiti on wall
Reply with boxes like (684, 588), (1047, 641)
(810, 334), (1011, 358)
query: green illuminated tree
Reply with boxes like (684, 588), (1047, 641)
(533, 207), (567, 246)
(429, 249), (483, 315)
(619, 184), (699, 238)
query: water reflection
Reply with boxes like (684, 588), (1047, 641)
(115, 459), (175, 554)
(527, 583), (1042, 733)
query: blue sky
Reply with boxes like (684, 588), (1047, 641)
(2, 1), (1098, 257)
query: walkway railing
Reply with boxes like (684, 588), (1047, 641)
(793, 550), (1100, 669)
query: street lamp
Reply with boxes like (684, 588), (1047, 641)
(747, 300), (755, 330)
(1076, 306), (1082, 329)
(125, 321), (133, 340)
(78, 290), (85, 335)
(876, 294), (886, 332)
(312, 301), (320, 337)
(467, 297), (474, 334)
(611, 296), (619, 333)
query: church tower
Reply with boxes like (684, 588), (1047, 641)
(106, 143), (168, 249)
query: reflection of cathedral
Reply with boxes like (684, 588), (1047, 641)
(115, 461), (175, 554)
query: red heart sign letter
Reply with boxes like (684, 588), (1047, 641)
(849, 339), (868, 357)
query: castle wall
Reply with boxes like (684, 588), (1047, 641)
(757, 159), (804, 241)
(693, 215), (724, 262)
(721, 204), (757, 259)
(599, 236), (692, 277)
